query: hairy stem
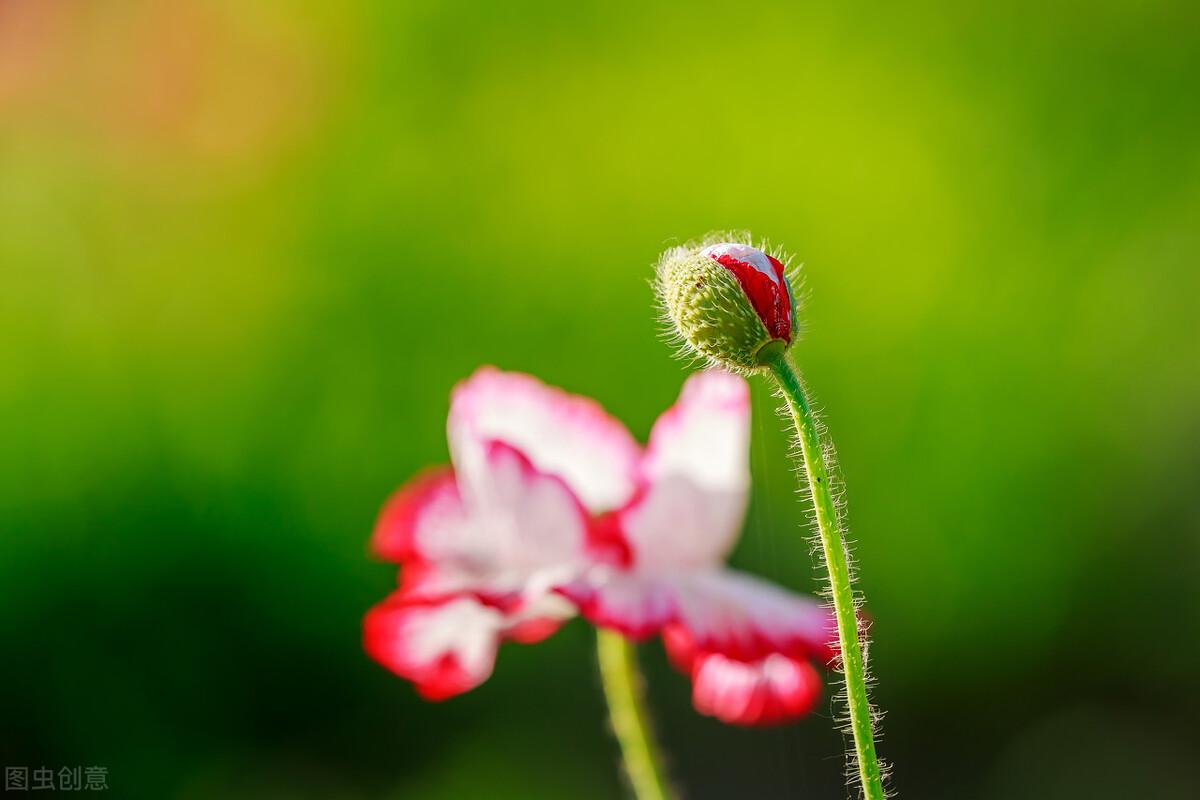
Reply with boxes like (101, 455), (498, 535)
(596, 628), (673, 800)
(765, 350), (886, 800)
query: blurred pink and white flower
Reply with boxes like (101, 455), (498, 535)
(558, 369), (834, 725)
(365, 367), (834, 724)
(365, 369), (634, 699)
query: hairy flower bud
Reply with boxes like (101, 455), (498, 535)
(656, 236), (799, 371)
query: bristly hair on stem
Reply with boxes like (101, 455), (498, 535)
(766, 351), (890, 800)
(651, 232), (891, 798)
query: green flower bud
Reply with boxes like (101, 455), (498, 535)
(656, 236), (800, 371)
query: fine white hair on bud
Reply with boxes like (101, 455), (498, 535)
(655, 232), (802, 372)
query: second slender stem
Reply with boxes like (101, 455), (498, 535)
(765, 351), (886, 800)
(596, 628), (673, 800)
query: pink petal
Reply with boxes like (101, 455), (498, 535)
(661, 621), (698, 673)
(701, 242), (794, 344)
(673, 570), (836, 663)
(585, 511), (635, 569)
(620, 370), (751, 571)
(503, 615), (562, 645)
(501, 593), (576, 644)
(371, 466), (461, 563)
(462, 440), (592, 583)
(364, 590), (575, 700)
(558, 571), (678, 640)
(364, 595), (504, 701)
(691, 650), (822, 726)
(448, 368), (641, 513)
(387, 441), (592, 604)
(666, 619), (821, 725)
(569, 568), (834, 663)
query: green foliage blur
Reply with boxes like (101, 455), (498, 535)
(2, 1), (1198, 797)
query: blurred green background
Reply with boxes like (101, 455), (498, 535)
(2, 0), (1198, 797)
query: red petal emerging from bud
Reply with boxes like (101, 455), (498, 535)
(702, 243), (792, 342)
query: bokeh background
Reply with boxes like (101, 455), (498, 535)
(2, 1), (1198, 797)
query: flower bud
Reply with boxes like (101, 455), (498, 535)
(656, 237), (799, 371)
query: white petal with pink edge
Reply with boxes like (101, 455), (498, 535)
(364, 592), (575, 701)
(620, 369), (751, 571)
(558, 568), (678, 640)
(672, 569), (835, 662)
(567, 567), (834, 663)
(448, 367), (641, 512)
(364, 596), (504, 701)
(371, 466), (462, 564)
(380, 441), (592, 603)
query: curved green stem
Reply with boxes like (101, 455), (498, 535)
(596, 628), (673, 800)
(765, 351), (886, 800)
